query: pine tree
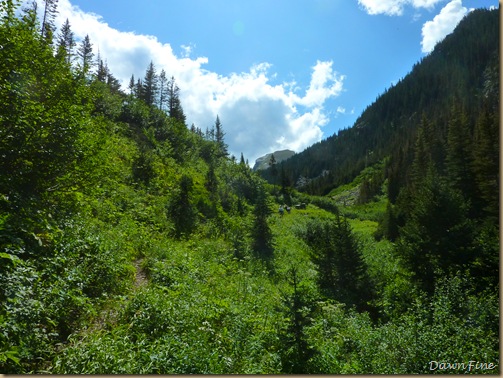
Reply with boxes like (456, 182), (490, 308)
(142, 61), (158, 107)
(279, 267), (316, 373)
(167, 174), (196, 238)
(167, 76), (186, 124)
(128, 74), (135, 96)
(40, 0), (58, 43)
(96, 56), (108, 83)
(472, 105), (499, 218)
(135, 78), (143, 99)
(158, 69), (168, 110)
(303, 216), (372, 310)
(410, 115), (434, 190)
(214, 115), (228, 158)
(251, 183), (273, 258)
(106, 71), (121, 93)
(56, 19), (75, 64)
(446, 104), (476, 202)
(77, 34), (94, 74)
(398, 165), (474, 294)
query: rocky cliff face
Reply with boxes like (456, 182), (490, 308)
(253, 149), (295, 171)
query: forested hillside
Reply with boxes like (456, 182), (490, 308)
(261, 8), (499, 196)
(0, 1), (499, 374)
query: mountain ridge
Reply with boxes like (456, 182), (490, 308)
(252, 149), (295, 171)
(259, 8), (499, 195)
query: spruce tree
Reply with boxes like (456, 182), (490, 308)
(142, 61), (158, 107)
(303, 216), (372, 310)
(398, 165), (473, 294)
(446, 105), (476, 202)
(167, 76), (186, 124)
(40, 0), (58, 43)
(77, 34), (94, 74)
(158, 69), (168, 110)
(472, 106), (499, 218)
(167, 174), (196, 238)
(56, 18), (75, 64)
(251, 183), (273, 258)
(214, 115), (228, 158)
(279, 267), (316, 373)
(96, 57), (108, 83)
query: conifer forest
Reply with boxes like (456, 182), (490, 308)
(0, 0), (499, 374)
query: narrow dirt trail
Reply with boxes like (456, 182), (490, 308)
(133, 258), (148, 289)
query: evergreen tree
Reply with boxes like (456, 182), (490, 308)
(303, 216), (372, 311)
(398, 165), (474, 294)
(40, 0), (58, 43)
(56, 18), (75, 64)
(214, 115), (228, 158)
(410, 115), (434, 190)
(167, 76), (186, 124)
(77, 34), (94, 74)
(472, 105), (499, 218)
(96, 57), (108, 83)
(239, 153), (246, 166)
(446, 104), (476, 202)
(158, 69), (168, 110)
(128, 74), (135, 96)
(135, 78), (143, 99)
(279, 267), (317, 373)
(251, 183), (273, 258)
(106, 70), (121, 93)
(142, 61), (158, 107)
(167, 174), (197, 238)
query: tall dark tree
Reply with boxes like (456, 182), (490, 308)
(397, 165), (474, 294)
(214, 115), (228, 158)
(128, 74), (135, 96)
(135, 78), (143, 99)
(446, 104), (476, 202)
(77, 34), (94, 74)
(56, 18), (74, 64)
(279, 267), (317, 374)
(40, 0), (58, 43)
(472, 105), (499, 219)
(303, 216), (372, 311)
(167, 76), (186, 124)
(142, 61), (158, 107)
(251, 183), (274, 258)
(167, 174), (197, 238)
(158, 69), (168, 110)
(96, 55), (108, 83)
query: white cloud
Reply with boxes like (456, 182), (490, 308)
(31, 0), (345, 164)
(358, 0), (445, 16)
(421, 0), (468, 53)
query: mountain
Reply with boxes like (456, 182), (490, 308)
(259, 8), (499, 196)
(253, 149), (295, 171)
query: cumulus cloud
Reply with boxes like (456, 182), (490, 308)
(421, 0), (468, 53)
(358, 0), (445, 16)
(30, 0), (345, 164)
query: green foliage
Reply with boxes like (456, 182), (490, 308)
(0, 2), (498, 374)
(167, 174), (197, 238)
(397, 167), (474, 293)
(251, 183), (274, 258)
(278, 267), (318, 373)
(300, 216), (373, 311)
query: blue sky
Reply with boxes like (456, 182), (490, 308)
(34, 0), (499, 163)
